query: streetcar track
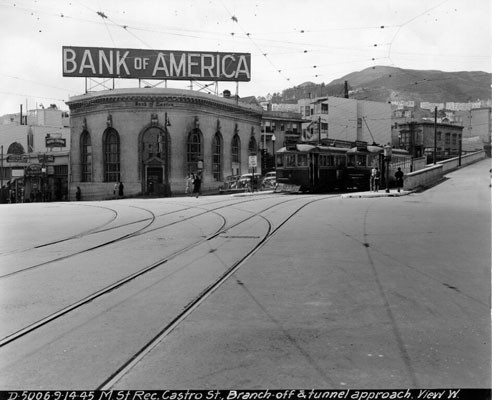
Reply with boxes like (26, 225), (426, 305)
(0, 195), (285, 279)
(0, 197), (241, 256)
(0, 195), (314, 348)
(97, 195), (328, 389)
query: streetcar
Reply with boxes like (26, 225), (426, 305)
(275, 142), (412, 192)
(275, 144), (349, 192)
(345, 144), (412, 190)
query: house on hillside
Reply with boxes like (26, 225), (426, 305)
(298, 96), (392, 145)
(397, 121), (463, 162)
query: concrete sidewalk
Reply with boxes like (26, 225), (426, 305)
(231, 188), (412, 198)
(341, 189), (412, 198)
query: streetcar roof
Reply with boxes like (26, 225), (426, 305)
(346, 145), (383, 154)
(346, 146), (410, 155)
(277, 144), (348, 153)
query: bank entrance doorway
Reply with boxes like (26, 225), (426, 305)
(141, 126), (170, 196)
(145, 165), (166, 195)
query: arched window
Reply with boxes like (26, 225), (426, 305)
(7, 142), (24, 155)
(212, 132), (222, 181)
(187, 129), (203, 174)
(80, 131), (92, 182)
(248, 136), (257, 155)
(103, 128), (120, 182)
(231, 134), (240, 163)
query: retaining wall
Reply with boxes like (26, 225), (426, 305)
(403, 150), (486, 191)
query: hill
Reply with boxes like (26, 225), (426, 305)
(263, 66), (491, 104)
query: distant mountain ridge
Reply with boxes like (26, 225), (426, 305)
(264, 66), (491, 104)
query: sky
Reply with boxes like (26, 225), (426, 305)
(0, 0), (490, 116)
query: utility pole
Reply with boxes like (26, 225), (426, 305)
(318, 116), (321, 145)
(344, 81), (349, 99)
(0, 145), (3, 188)
(433, 106), (437, 164)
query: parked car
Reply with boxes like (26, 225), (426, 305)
(238, 173), (261, 191)
(262, 171), (277, 189)
(219, 175), (240, 192)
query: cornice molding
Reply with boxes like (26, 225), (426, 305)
(68, 92), (263, 119)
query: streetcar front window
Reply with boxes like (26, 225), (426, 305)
(356, 155), (366, 166)
(335, 156), (346, 167)
(286, 154), (296, 167)
(297, 154), (308, 166)
(276, 154), (284, 167)
(347, 155), (355, 166)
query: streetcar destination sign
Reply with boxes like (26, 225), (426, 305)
(63, 46), (251, 82)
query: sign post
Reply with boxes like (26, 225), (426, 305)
(249, 155), (257, 192)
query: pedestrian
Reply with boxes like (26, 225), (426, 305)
(370, 167), (380, 192)
(118, 181), (124, 197)
(192, 173), (201, 198)
(76, 186), (81, 201)
(113, 182), (118, 197)
(394, 167), (404, 192)
(185, 174), (192, 196)
(373, 167), (380, 192)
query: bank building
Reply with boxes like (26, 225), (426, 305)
(67, 87), (267, 200)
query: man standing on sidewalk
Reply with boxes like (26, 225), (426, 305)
(395, 167), (404, 192)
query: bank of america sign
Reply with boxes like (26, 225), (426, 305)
(63, 46), (251, 82)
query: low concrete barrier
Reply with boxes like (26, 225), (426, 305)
(438, 150), (486, 173)
(404, 164), (443, 191)
(403, 150), (486, 191)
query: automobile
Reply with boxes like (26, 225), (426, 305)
(238, 173), (261, 191)
(237, 173), (254, 189)
(261, 171), (277, 189)
(219, 175), (240, 192)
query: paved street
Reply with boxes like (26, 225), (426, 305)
(0, 159), (490, 389)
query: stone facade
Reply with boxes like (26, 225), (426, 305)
(67, 88), (262, 200)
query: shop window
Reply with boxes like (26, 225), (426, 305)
(212, 132), (222, 182)
(103, 128), (120, 182)
(231, 134), (240, 163)
(187, 129), (203, 174)
(80, 131), (92, 182)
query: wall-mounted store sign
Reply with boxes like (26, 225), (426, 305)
(46, 137), (66, 148)
(38, 154), (55, 163)
(6, 155), (29, 163)
(63, 46), (251, 82)
(26, 164), (44, 176)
